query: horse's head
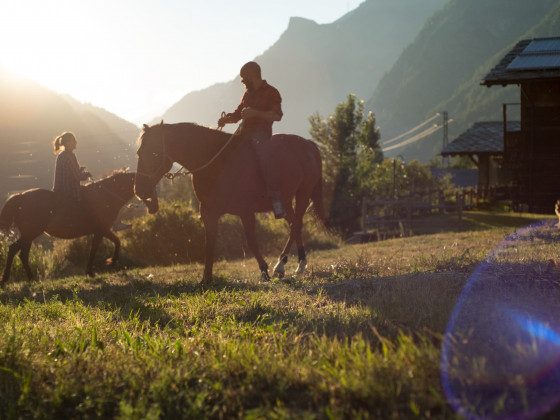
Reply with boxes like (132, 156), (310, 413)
(135, 122), (172, 214)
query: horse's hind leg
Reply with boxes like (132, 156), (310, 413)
(86, 233), (103, 276)
(1, 239), (22, 284)
(275, 197), (309, 276)
(292, 211), (308, 275)
(18, 240), (34, 281)
(103, 230), (121, 268)
(274, 206), (295, 278)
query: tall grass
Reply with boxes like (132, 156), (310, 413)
(0, 211), (558, 418)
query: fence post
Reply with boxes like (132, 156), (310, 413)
(361, 197), (367, 234)
(456, 191), (463, 232)
(406, 196), (412, 233)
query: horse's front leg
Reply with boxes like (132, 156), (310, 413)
(201, 209), (219, 284)
(86, 233), (103, 276)
(240, 212), (269, 282)
(104, 230), (121, 267)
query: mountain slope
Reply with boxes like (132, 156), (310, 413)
(161, 0), (447, 136)
(368, 0), (560, 161)
(0, 70), (139, 200)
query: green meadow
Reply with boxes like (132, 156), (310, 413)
(1, 210), (559, 419)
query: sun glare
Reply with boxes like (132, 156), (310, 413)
(1, 0), (362, 122)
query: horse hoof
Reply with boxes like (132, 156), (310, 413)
(273, 256), (287, 278)
(260, 271), (271, 282)
(295, 259), (307, 275)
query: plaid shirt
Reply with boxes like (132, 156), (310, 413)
(230, 80), (282, 136)
(53, 150), (87, 201)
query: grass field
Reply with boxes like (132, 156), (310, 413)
(1, 210), (560, 419)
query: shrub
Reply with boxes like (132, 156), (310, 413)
(121, 201), (205, 266)
(122, 202), (338, 266)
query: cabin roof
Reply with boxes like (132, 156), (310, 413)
(483, 37), (560, 86)
(441, 121), (520, 156)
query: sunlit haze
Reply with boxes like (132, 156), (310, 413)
(1, 0), (361, 124)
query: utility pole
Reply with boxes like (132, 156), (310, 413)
(442, 111), (449, 167)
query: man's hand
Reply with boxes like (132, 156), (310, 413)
(217, 112), (232, 128)
(241, 107), (258, 119)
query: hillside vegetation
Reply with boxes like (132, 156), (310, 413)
(1, 211), (559, 418)
(370, 0), (560, 161)
(0, 70), (139, 200)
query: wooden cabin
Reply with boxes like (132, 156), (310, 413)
(441, 121), (520, 196)
(483, 36), (560, 213)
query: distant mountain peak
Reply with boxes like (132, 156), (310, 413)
(161, 0), (448, 137)
(287, 16), (318, 28)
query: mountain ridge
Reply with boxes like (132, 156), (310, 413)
(160, 0), (448, 136)
(369, 0), (560, 161)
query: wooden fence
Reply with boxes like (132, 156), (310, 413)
(356, 189), (464, 241)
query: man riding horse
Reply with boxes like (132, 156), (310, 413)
(217, 61), (286, 219)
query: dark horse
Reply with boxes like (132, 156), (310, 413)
(134, 122), (326, 282)
(0, 170), (158, 284)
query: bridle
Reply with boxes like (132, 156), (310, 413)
(135, 128), (174, 181)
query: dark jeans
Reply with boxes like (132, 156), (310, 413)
(245, 130), (280, 200)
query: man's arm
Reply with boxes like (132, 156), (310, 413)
(241, 107), (281, 122)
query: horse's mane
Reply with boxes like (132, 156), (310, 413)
(85, 168), (132, 188)
(185, 122), (235, 144)
(138, 121), (234, 147)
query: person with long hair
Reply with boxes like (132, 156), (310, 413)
(52, 131), (91, 201)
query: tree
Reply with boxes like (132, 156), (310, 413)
(360, 159), (452, 198)
(309, 94), (382, 234)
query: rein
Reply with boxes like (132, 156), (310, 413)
(88, 175), (132, 205)
(163, 118), (243, 183)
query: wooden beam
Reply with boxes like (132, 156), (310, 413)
(468, 155), (479, 167)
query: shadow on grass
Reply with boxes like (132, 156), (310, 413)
(410, 211), (554, 236)
(0, 272), (275, 329)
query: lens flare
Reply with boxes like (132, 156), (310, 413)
(441, 220), (560, 420)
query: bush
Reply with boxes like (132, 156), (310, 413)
(122, 201), (339, 267)
(121, 201), (205, 266)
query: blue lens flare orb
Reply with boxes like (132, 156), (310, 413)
(441, 220), (560, 420)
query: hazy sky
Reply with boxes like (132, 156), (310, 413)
(1, 0), (361, 124)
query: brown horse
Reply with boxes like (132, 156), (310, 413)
(134, 122), (326, 282)
(0, 170), (157, 284)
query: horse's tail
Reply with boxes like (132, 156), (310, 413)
(310, 176), (328, 228)
(0, 194), (21, 233)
